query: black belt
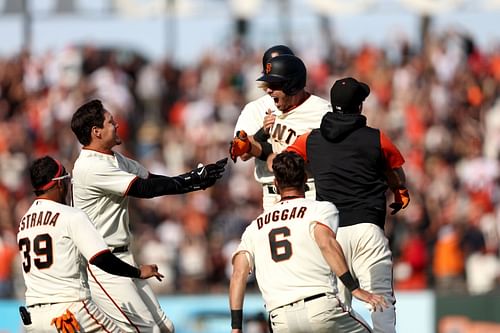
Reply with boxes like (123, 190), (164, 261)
(277, 293), (327, 310)
(112, 246), (128, 253)
(303, 293), (327, 302)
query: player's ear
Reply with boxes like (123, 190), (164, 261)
(273, 178), (281, 195)
(92, 126), (102, 139)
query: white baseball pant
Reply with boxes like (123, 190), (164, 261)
(269, 293), (372, 333)
(336, 223), (396, 333)
(87, 251), (174, 333)
(26, 299), (121, 332)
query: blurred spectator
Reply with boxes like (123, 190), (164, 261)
(1, 27), (500, 300)
(463, 223), (500, 294)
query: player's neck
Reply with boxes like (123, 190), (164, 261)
(83, 142), (114, 155)
(37, 190), (64, 204)
(278, 187), (305, 201)
(284, 90), (310, 114)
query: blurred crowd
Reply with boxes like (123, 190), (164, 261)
(0, 29), (500, 300)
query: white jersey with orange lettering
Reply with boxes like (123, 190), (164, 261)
(72, 148), (149, 248)
(268, 94), (331, 153)
(17, 199), (121, 332)
(233, 197), (338, 311)
(234, 94), (331, 209)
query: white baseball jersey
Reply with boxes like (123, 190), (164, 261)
(17, 199), (108, 306)
(72, 148), (149, 247)
(72, 148), (173, 333)
(234, 94), (331, 184)
(234, 94), (277, 184)
(233, 197), (339, 311)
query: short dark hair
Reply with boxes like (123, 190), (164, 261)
(272, 151), (306, 190)
(71, 99), (106, 146)
(30, 156), (65, 195)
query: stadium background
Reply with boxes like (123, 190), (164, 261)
(1, 0), (500, 332)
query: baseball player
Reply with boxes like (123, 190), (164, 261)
(231, 51), (331, 210)
(229, 151), (387, 333)
(17, 156), (163, 333)
(285, 77), (410, 333)
(70, 99), (227, 333)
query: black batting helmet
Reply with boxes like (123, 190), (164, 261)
(257, 54), (307, 96)
(262, 45), (294, 72)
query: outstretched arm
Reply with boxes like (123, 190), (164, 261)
(128, 158), (227, 197)
(90, 251), (163, 281)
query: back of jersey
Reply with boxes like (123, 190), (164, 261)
(17, 199), (98, 306)
(239, 198), (339, 311)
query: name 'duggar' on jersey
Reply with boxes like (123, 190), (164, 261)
(19, 211), (60, 231)
(257, 206), (307, 229)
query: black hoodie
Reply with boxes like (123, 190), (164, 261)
(306, 112), (388, 228)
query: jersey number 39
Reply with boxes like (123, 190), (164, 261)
(18, 234), (54, 273)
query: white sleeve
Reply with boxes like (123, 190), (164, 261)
(67, 210), (109, 260)
(231, 228), (255, 271)
(85, 160), (138, 196)
(116, 153), (149, 179)
(234, 102), (265, 136)
(309, 201), (339, 239)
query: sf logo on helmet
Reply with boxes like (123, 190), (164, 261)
(265, 63), (272, 74)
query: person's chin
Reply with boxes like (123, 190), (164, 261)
(115, 138), (122, 145)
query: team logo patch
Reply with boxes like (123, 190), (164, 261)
(265, 63), (272, 74)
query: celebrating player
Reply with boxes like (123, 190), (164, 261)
(17, 156), (164, 333)
(284, 77), (410, 333)
(229, 151), (386, 333)
(70, 99), (227, 332)
(230, 50), (331, 209)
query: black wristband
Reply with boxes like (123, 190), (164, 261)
(258, 142), (273, 161)
(338, 272), (360, 292)
(231, 309), (243, 329)
(254, 127), (270, 142)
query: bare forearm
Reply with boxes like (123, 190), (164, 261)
(319, 238), (350, 277)
(229, 272), (247, 310)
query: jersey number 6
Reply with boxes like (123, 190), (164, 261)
(269, 227), (292, 262)
(18, 234), (54, 273)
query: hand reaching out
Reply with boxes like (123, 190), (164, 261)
(139, 264), (164, 281)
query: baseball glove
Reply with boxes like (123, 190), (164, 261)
(229, 130), (251, 162)
(180, 158), (228, 191)
(51, 309), (80, 333)
(389, 187), (410, 215)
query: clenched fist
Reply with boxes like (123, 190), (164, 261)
(229, 130), (252, 162)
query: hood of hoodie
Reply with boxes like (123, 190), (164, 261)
(320, 112), (367, 142)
